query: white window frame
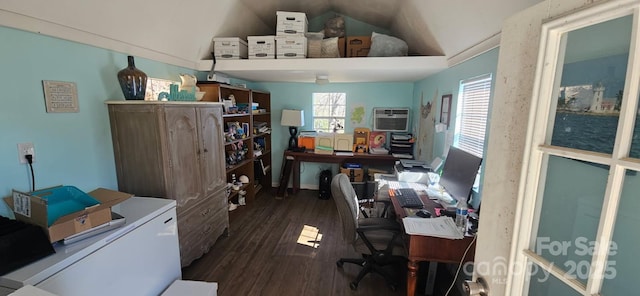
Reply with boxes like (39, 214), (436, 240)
(312, 92), (346, 133)
(508, 2), (640, 295)
(454, 74), (492, 158)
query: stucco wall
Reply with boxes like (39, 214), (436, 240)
(475, 0), (610, 294)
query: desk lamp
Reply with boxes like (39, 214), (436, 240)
(281, 109), (305, 151)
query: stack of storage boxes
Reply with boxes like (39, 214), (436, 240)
(275, 11), (308, 59)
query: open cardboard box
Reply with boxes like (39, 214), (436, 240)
(4, 187), (133, 243)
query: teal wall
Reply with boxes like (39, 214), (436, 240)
(0, 26), (195, 218)
(412, 48), (499, 208)
(247, 82), (414, 187)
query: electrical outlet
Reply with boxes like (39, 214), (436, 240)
(17, 143), (35, 164)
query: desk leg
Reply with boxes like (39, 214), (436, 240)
(292, 160), (300, 194)
(424, 262), (437, 295)
(407, 260), (418, 296)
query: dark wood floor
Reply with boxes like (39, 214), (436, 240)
(182, 190), (462, 296)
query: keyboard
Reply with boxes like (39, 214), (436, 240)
(389, 188), (424, 208)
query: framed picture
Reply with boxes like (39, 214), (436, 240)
(440, 94), (452, 128)
(42, 80), (79, 113)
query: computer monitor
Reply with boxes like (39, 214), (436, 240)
(439, 146), (483, 204)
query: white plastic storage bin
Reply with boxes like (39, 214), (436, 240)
(213, 37), (248, 59)
(275, 36), (307, 59)
(276, 11), (308, 36)
(247, 35), (275, 59)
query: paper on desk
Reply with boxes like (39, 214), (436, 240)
(402, 216), (464, 239)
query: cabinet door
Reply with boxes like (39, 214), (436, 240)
(165, 106), (203, 208)
(198, 106), (226, 197)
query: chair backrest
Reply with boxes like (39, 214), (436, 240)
(331, 173), (359, 244)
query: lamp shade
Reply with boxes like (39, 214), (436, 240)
(281, 109), (305, 127)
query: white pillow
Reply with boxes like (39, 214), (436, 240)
(320, 37), (341, 58)
(367, 32), (408, 57)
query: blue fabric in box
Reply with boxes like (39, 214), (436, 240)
(30, 186), (101, 226)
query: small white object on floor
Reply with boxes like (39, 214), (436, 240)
(161, 280), (218, 296)
(228, 202), (238, 211)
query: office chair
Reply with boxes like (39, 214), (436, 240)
(331, 173), (407, 291)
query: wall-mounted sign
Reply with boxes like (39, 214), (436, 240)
(42, 80), (79, 113)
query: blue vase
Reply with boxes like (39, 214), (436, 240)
(117, 56), (147, 100)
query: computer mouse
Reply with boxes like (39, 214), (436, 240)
(416, 209), (431, 218)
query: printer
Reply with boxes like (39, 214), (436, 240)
(394, 159), (432, 184)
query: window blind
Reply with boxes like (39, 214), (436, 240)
(456, 74), (492, 158)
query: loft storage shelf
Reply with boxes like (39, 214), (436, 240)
(196, 56), (448, 83)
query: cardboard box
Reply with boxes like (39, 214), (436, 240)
(341, 168), (364, 182)
(276, 36), (307, 59)
(4, 187), (133, 242)
(247, 35), (275, 59)
(347, 36), (372, 57)
(334, 133), (354, 151)
(315, 133), (334, 154)
(276, 11), (308, 36)
(213, 37), (248, 59)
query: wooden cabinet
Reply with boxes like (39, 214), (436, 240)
(106, 101), (228, 267)
(198, 82), (272, 220)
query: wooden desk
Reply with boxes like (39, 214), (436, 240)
(384, 190), (476, 296)
(283, 151), (398, 194)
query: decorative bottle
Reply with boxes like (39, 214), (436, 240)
(117, 55), (148, 100)
(455, 202), (468, 233)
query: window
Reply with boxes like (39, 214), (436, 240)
(510, 9), (638, 296)
(454, 74), (492, 158)
(313, 92), (346, 133)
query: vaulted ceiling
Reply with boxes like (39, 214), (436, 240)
(0, 0), (543, 82)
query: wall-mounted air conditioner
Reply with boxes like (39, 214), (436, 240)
(373, 108), (410, 132)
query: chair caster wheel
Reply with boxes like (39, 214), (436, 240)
(350, 282), (358, 290)
(336, 261), (344, 268)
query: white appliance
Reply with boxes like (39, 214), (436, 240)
(0, 197), (181, 296)
(373, 108), (410, 132)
